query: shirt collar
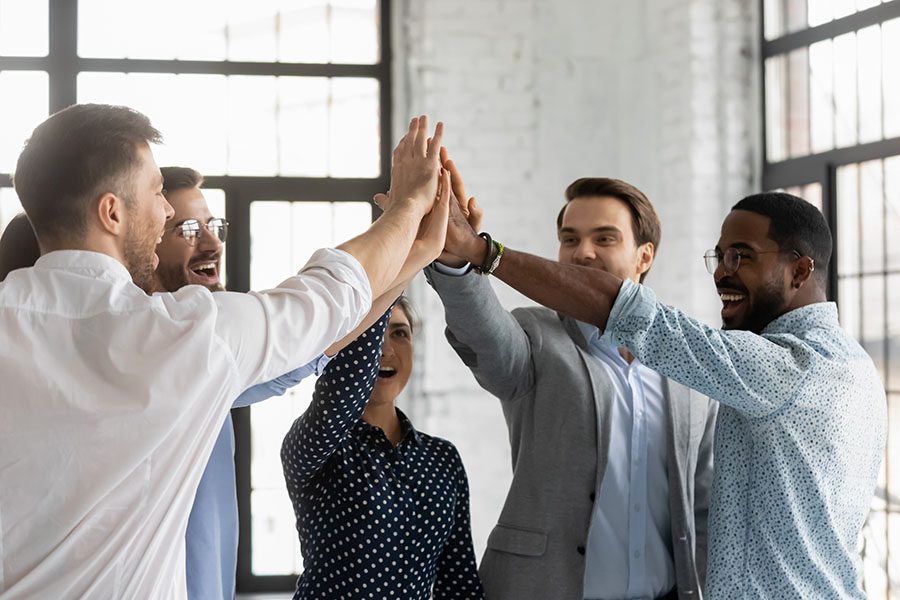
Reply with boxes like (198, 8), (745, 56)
(355, 407), (424, 448)
(34, 250), (132, 283)
(761, 302), (839, 336)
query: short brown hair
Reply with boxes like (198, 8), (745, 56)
(13, 104), (162, 243)
(557, 177), (661, 282)
(161, 166), (204, 195)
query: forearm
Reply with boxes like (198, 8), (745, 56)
(337, 201), (423, 300)
(325, 279), (407, 357)
(454, 234), (622, 328)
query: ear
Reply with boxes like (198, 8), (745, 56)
(96, 193), (126, 236)
(791, 256), (815, 289)
(637, 241), (655, 278)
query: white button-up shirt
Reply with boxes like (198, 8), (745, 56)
(0, 248), (371, 599)
(577, 322), (675, 600)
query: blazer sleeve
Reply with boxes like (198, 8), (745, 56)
(425, 265), (537, 403)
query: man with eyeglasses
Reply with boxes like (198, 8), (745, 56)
(440, 189), (886, 599)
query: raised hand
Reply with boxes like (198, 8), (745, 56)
(436, 148), (485, 268)
(385, 115), (444, 219)
(393, 168), (452, 283)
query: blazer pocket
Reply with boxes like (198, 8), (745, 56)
(486, 523), (548, 557)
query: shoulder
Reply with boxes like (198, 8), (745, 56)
(417, 432), (464, 465)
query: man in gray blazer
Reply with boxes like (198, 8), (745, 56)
(425, 174), (716, 600)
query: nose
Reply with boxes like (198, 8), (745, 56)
(380, 335), (395, 359)
(573, 240), (596, 262)
(163, 198), (175, 222)
(196, 225), (223, 252)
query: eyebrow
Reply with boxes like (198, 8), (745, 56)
(558, 226), (622, 235)
(389, 323), (411, 330)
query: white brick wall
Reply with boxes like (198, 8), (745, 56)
(391, 0), (760, 557)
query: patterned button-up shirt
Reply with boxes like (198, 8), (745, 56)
(602, 279), (886, 599)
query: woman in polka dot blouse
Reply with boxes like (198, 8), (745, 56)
(281, 298), (485, 599)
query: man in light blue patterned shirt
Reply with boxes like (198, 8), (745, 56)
(443, 190), (886, 598)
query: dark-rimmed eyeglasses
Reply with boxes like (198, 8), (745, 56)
(703, 247), (802, 275)
(166, 218), (228, 247)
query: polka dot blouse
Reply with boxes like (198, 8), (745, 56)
(281, 311), (485, 599)
(604, 279), (886, 599)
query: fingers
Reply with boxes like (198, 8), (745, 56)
(373, 193), (389, 210)
(445, 158), (470, 216)
(426, 121), (444, 159)
(392, 117), (418, 160)
(439, 145), (449, 166)
(468, 197), (483, 231)
(413, 115), (428, 157)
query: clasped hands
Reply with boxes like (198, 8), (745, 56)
(375, 115), (490, 278)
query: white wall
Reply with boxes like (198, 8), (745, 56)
(391, 0), (761, 557)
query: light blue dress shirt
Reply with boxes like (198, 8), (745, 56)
(602, 279), (886, 599)
(576, 322), (675, 600)
(185, 354), (330, 600)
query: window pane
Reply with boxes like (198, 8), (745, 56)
(329, 78), (380, 177)
(766, 55), (789, 162)
(803, 182), (824, 210)
(0, 0), (47, 56)
(78, 0), (379, 64)
(886, 156), (900, 271)
(764, 0), (786, 40)
(833, 32), (858, 148)
(808, 0), (834, 26)
(227, 76), (279, 176)
(0, 71), (48, 173)
(887, 276), (900, 390)
(861, 275), (886, 379)
(838, 163), (861, 276)
(862, 510), (888, 599)
(0, 187), (23, 235)
(839, 276), (861, 338)
(278, 78), (329, 177)
(883, 17), (900, 138)
(330, 0), (379, 64)
(860, 159), (885, 274)
(809, 39), (835, 153)
(789, 48), (811, 158)
(858, 25), (883, 144)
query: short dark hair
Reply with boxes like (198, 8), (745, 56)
(161, 166), (204, 195)
(12, 104), (162, 242)
(731, 192), (832, 284)
(557, 177), (662, 282)
(0, 213), (41, 281)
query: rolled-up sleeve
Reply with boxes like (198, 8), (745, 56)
(214, 248), (372, 391)
(601, 280), (811, 418)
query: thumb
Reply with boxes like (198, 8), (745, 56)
(373, 193), (389, 210)
(468, 197), (483, 231)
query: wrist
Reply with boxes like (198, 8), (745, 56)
(462, 235), (490, 265)
(389, 195), (429, 219)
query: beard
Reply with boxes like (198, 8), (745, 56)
(155, 256), (225, 293)
(123, 221), (159, 295)
(725, 275), (787, 334)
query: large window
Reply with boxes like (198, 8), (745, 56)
(0, 0), (390, 592)
(762, 1), (900, 595)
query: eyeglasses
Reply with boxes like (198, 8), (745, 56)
(703, 247), (802, 275)
(166, 218), (228, 246)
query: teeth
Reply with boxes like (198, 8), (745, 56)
(719, 293), (746, 302)
(380, 367), (396, 373)
(192, 263), (216, 271)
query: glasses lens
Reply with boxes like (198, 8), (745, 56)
(210, 219), (228, 243)
(180, 220), (200, 246)
(703, 251), (718, 275)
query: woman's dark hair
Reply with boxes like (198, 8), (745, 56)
(732, 192), (832, 284)
(0, 213), (41, 281)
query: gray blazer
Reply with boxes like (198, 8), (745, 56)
(426, 266), (717, 600)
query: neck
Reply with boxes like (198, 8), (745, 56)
(41, 234), (124, 264)
(362, 400), (402, 446)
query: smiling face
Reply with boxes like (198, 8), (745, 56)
(715, 209), (796, 332)
(154, 186), (224, 293)
(557, 196), (654, 283)
(369, 306), (414, 407)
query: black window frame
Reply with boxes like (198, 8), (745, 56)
(0, 0), (391, 593)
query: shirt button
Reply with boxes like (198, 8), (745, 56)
(633, 550), (641, 559)
(577, 546), (586, 555)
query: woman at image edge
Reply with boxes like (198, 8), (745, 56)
(281, 298), (484, 599)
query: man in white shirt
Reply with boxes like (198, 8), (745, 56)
(0, 104), (450, 598)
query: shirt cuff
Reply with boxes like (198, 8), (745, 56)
(599, 278), (658, 345)
(431, 261), (473, 276)
(301, 247), (373, 313)
(313, 352), (333, 375)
